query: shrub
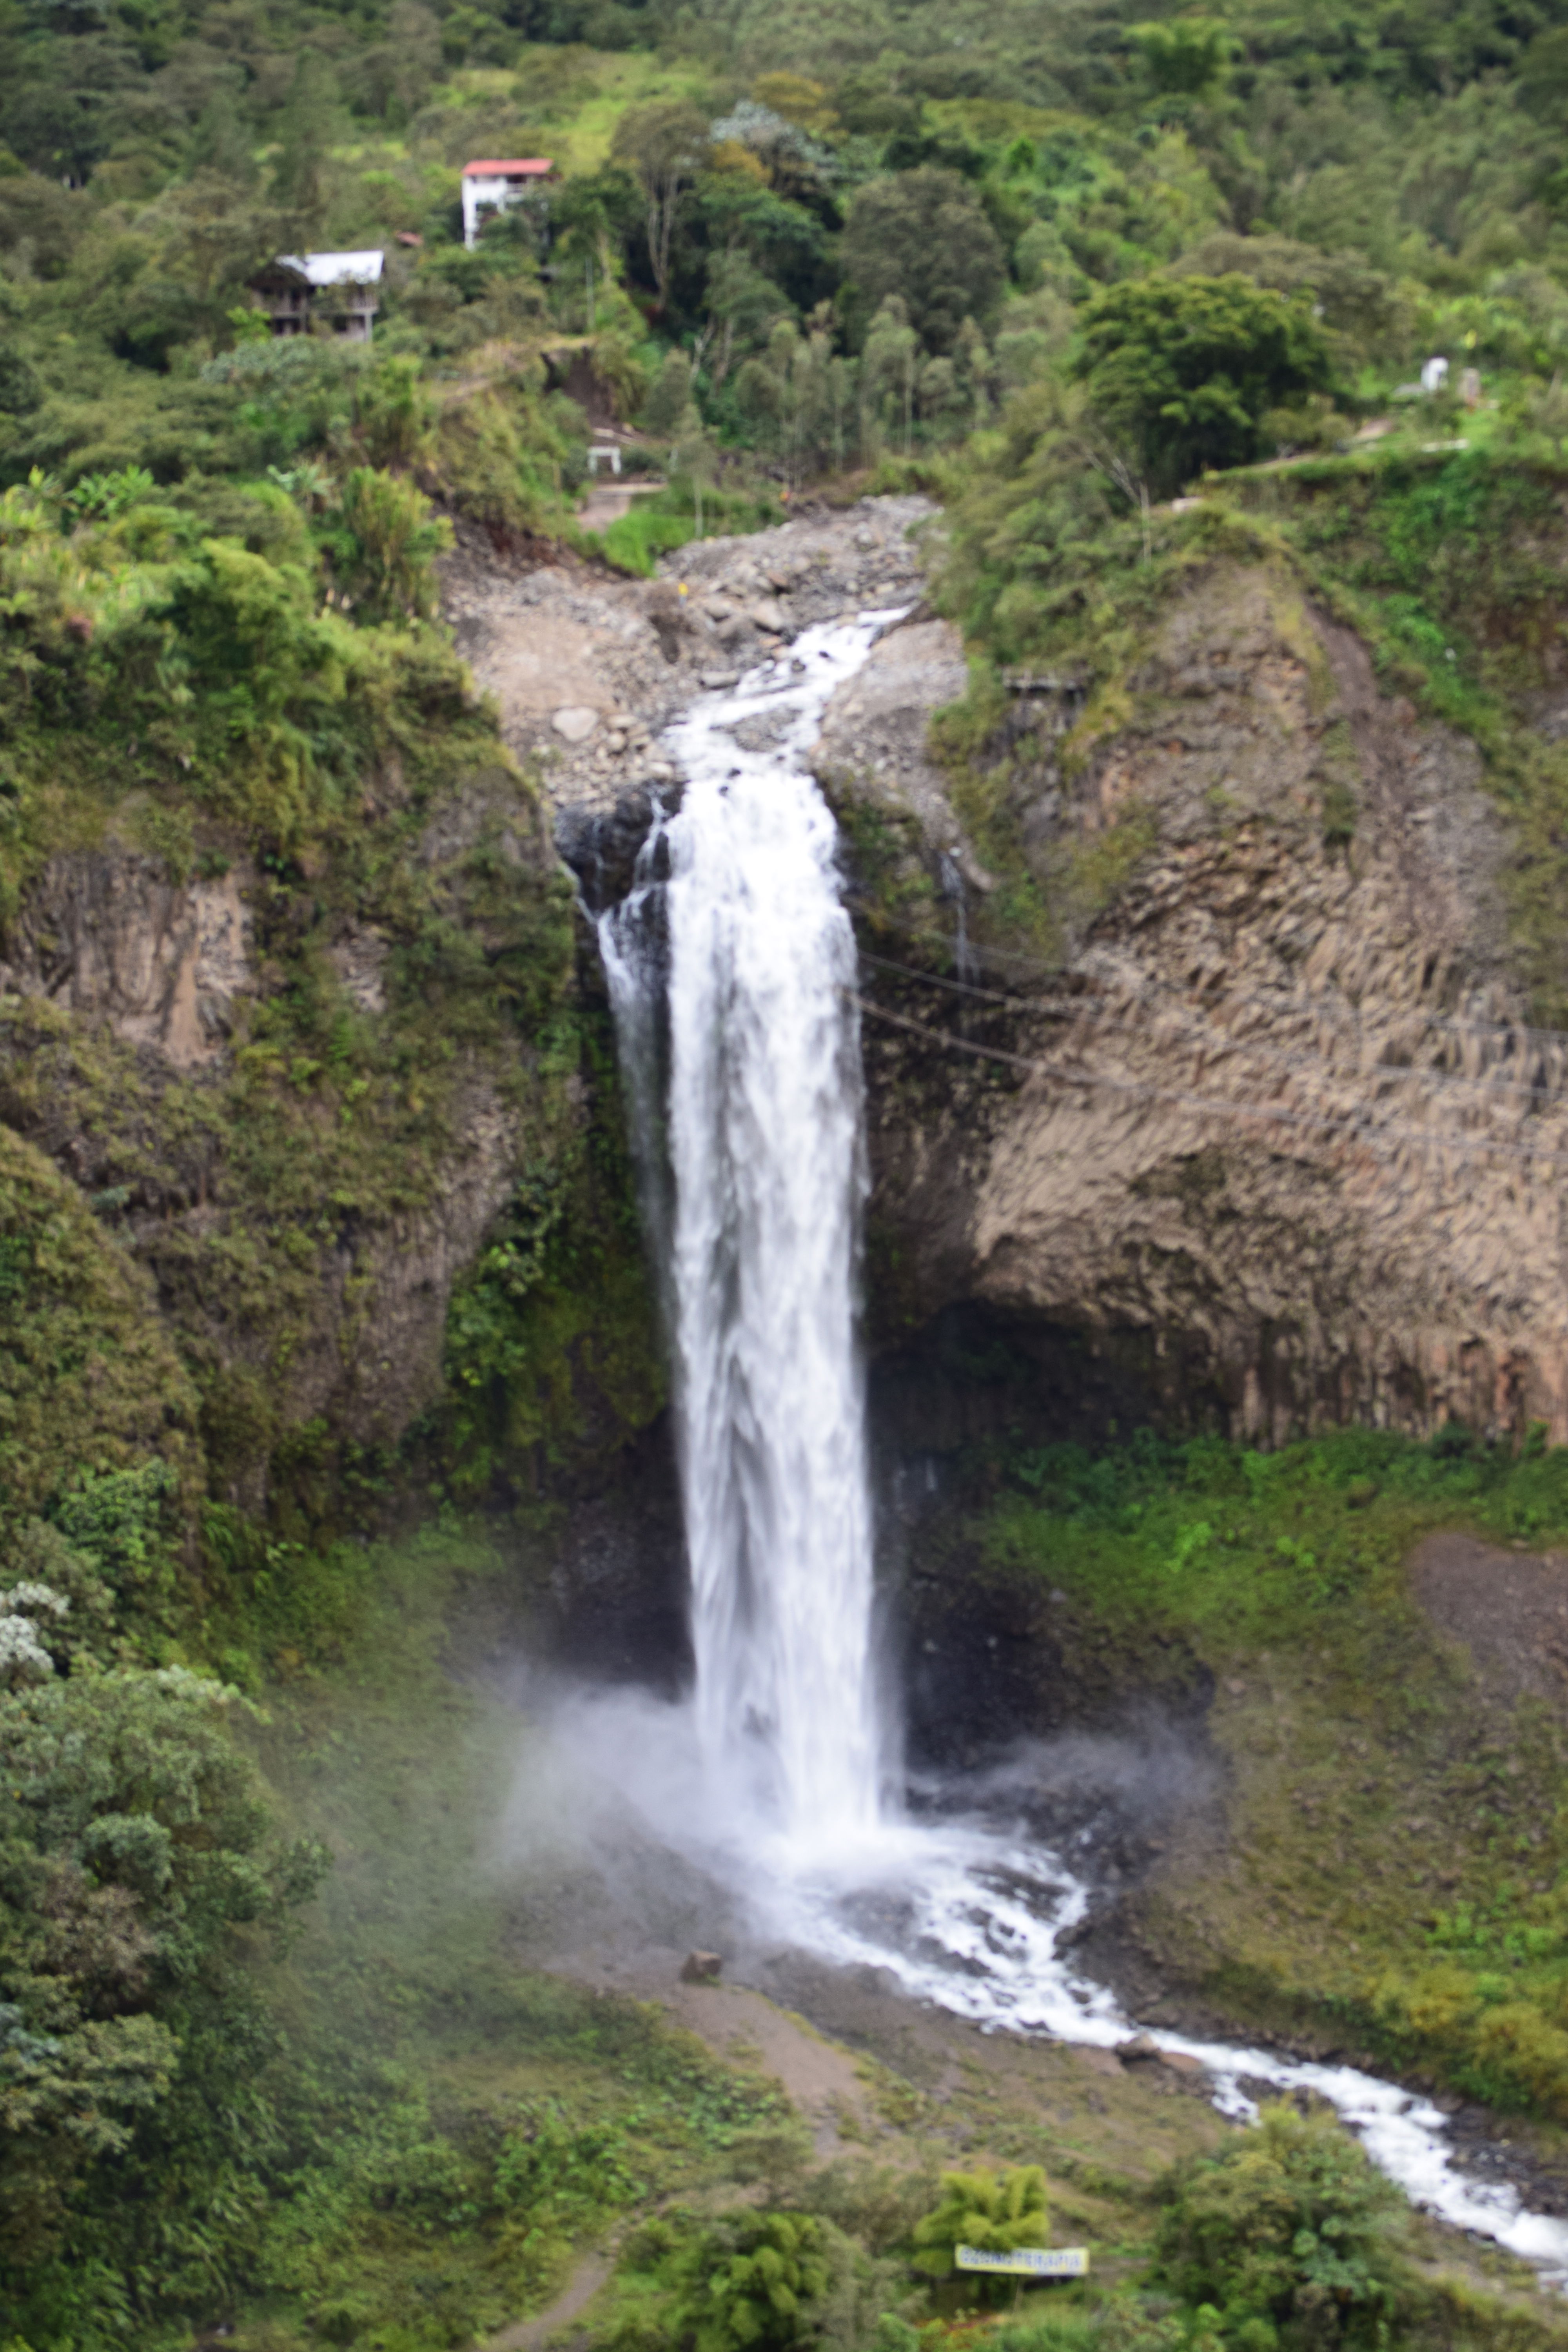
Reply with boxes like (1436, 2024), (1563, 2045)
(672, 2210), (832, 2352)
(318, 466), (451, 622)
(912, 2165), (1051, 2307)
(0, 1664), (326, 2279)
(1154, 2105), (1406, 2348)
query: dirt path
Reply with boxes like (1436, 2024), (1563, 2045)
(661, 1981), (874, 2154)
(483, 2252), (612, 2351)
(576, 481), (661, 534)
(562, 1945), (876, 2154)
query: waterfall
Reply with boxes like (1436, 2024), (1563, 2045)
(586, 602), (1568, 2283)
(600, 615), (899, 1846)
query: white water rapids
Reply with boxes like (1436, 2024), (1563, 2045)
(592, 607), (1568, 2277)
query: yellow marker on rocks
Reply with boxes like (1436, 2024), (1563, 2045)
(955, 2247), (1089, 2279)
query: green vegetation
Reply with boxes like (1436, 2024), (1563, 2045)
(0, 1126), (201, 1523)
(946, 1421), (1568, 2122)
(13, 0), (1568, 2341)
(913, 2167), (1052, 2303)
(1073, 275), (1334, 491)
(925, 419), (1568, 994)
(1155, 2107), (1405, 2351)
(0, 1517), (815, 2351)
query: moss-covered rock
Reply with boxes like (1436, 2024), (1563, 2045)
(0, 1120), (202, 1519)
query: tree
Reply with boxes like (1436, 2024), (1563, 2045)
(1127, 18), (1237, 97)
(734, 311), (845, 485)
(319, 469), (451, 622)
(912, 2167), (1051, 2307)
(354, 356), (436, 473)
(270, 51), (339, 235)
(0, 1663), (325, 2272)
(1072, 271), (1334, 493)
(673, 400), (718, 537)
(840, 168), (1006, 355)
(1518, 25), (1568, 119)
(642, 350), (694, 436)
(1173, 234), (1411, 363)
(859, 297), (917, 459)
(611, 101), (710, 309)
(696, 249), (791, 391)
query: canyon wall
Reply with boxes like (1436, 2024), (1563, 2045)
(824, 558), (1568, 1444)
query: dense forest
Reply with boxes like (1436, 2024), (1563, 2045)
(12, 0), (1568, 2345)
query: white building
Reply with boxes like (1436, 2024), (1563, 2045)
(461, 158), (556, 249)
(251, 250), (384, 340)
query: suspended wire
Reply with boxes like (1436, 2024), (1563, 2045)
(847, 895), (1568, 1062)
(849, 992), (1568, 1178)
(855, 947), (1567, 1115)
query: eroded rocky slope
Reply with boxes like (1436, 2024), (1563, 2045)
(515, 500), (1568, 1447)
(844, 559), (1568, 1443)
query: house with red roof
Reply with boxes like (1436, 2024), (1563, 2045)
(461, 159), (557, 250)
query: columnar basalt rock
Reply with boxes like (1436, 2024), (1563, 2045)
(825, 563), (1568, 1446)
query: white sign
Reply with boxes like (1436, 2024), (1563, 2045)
(955, 2246), (1090, 2279)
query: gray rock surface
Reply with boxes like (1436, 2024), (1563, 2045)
(441, 497), (935, 818)
(446, 506), (1568, 1448)
(855, 562), (1568, 1445)
(0, 846), (254, 1067)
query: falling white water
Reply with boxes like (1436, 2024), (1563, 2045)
(590, 603), (1568, 2283)
(601, 614), (899, 1846)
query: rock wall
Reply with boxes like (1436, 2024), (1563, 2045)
(826, 561), (1568, 1445)
(0, 848), (255, 1067)
(0, 765), (604, 1512)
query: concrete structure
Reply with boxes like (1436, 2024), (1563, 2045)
(461, 158), (556, 249)
(250, 251), (385, 341)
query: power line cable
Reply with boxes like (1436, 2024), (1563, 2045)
(855, 947), (1568, 1115)
(850, 993), (1568, 1178)
(848, 896), (1568, 1062)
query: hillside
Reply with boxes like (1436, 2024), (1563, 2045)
(11, 0), (1568, 2347)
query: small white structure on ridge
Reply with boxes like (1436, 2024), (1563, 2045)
(461, 158), (557, 249)
(1420, 354), (1450, 394)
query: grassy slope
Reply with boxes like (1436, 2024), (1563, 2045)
(220, 1503), (1568, 2352)
(224, 1525), (798, 2351)
(957, 1430), (1568, 2140)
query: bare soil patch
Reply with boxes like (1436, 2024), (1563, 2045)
(1410, 1529), (1568, 1707)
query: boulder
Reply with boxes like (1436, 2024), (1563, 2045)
(552, 705), (601, 743)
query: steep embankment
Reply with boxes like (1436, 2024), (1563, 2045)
(0, 552), (664, 1554)
(492, 482), (1568, 1454)
(830, 550), (1568, 1446)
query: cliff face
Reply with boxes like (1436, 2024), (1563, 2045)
(0, 848), (256, 1067)
(826, 559), (1568, 1444)
(18, 500), (1554, 1548)
(0, 760), (661, 1523)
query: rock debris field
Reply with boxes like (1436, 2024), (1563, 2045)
(439, 495), (939, 827)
